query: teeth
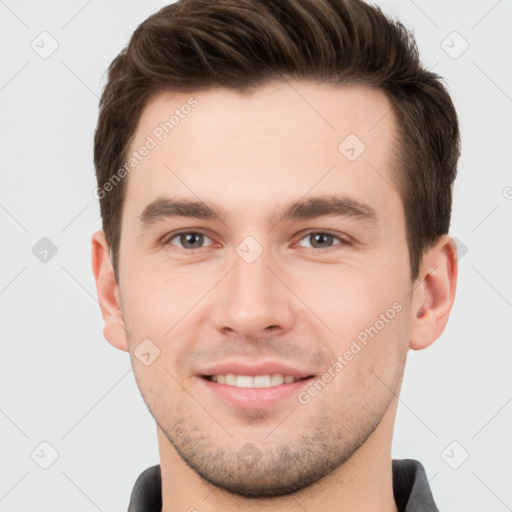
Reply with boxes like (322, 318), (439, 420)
(209, 373), (300, 388)
(271, 374), (283, 386)
(254, 375), (270, 387)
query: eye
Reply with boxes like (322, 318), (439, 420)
(296, 231), (349, 249)
(165, 231), (214, 250)
(162, 230), (349, 251)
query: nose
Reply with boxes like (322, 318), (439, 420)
(211, 246), (295, 340)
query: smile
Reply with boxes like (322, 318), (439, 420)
(204, 373), (306, 388)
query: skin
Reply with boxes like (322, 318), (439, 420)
(92, 81), (457, 512)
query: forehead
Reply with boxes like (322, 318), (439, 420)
(122, 81), (400, 225)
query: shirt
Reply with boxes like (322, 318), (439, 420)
(128, 458), (439, 511)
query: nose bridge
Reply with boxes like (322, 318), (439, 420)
(212, 241), (294, 337)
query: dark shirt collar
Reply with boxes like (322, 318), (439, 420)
(128, 458), (439, 512)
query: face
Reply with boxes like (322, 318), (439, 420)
(112, 82), (416, 496)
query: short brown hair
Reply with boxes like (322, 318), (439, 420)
(94, 0), (460, 283)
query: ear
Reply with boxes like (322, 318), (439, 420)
(409, 234), (458, 351)
(91, 230), (129, 352)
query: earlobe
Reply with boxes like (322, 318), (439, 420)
(409, 235), (458, 351)
(91, 230), (129, 352)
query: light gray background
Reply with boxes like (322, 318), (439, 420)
(1, 0), (511, 510)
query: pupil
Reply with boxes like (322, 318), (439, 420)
(182, 233), (203, 248)
(312, 233), (332, 247)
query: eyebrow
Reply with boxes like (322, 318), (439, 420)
(138, 194), (378, 228)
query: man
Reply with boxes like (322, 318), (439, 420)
(91, 0), (460, 510)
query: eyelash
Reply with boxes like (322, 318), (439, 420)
(162, 229), (352, 251)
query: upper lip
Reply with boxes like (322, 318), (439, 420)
(198, 361), (315, 379)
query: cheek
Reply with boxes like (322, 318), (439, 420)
(121, 266), (192, 336)
(130, 354), (190, 428)
(317, 300), (410, 413)
(305, 268), (411, 391)
(286, 257), (410, 339)
(120, 265), (220, 383)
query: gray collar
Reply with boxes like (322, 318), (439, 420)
(128, 458), (439, 512)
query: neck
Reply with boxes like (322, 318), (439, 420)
(159, 399), (399, 512)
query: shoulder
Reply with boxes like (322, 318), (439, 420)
(127, 465), (162, 512)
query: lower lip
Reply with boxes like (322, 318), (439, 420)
(198, 376), (314, 409)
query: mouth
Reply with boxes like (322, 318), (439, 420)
(198, 367), (316, 409)
(201, 373), (314, 388)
